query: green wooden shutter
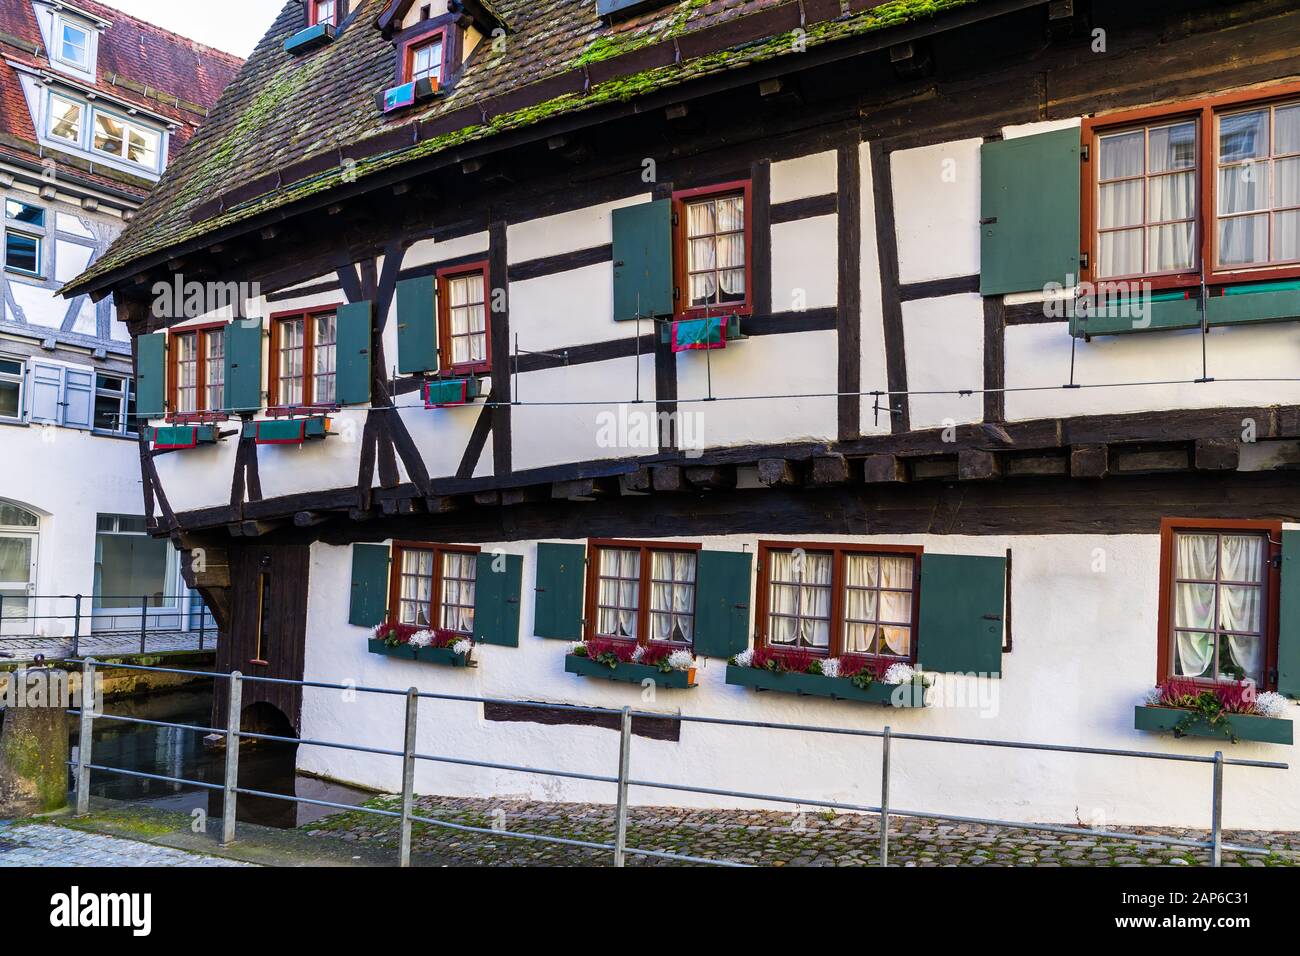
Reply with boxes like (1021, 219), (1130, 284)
(980, 129), (1081, 295)
(1277, 531), (1300, 697)
(396, 275), (438, 374)
(224, 318), (264, 413)
(612, 199), (673, 321)
(336, 300), (373, 405)
(693, 550), (753, 659)
(349, 543), (391, 627)
(533, 543), (586, 639)
(135, 332), (167, 418)
(916, 553), (1006, 676)
(473, 552), (523, 647)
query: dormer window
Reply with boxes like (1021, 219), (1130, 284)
(310, 0), (339, 26)
(47, 94), (82, 144)
(408, 34), (444, 85)
(58, 21), (91, 69)
(91, 109), (162, 170)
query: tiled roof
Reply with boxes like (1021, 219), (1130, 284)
(0, 0), (242, 197)
(68, 0), (985, 295)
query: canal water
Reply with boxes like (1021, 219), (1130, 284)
(67, 683), (373, 828)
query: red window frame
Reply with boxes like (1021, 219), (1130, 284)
(437, 260), (491, 374)
(1080, 80), (1300, 293)
(166, 321), (226, 421)
(308, 0), (340, 27)
(268, 305), (341, 412)
(1155, 518), (1282, 691)
(672, 179), (754, 321)
(754, 541), (923, 663)
(582, 538), (703, 649)
(398, 24), (449, 86)
(387, 541), (481, 634)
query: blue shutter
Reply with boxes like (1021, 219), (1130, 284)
(27, 362), (62, 424)
(61, 367), (93, 429)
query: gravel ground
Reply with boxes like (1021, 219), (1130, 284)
(307, 795), (1300, 867)
(0, 820), (252, 867)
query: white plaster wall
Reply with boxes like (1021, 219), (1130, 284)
(675, 329), (838, 448)
(507, 195), (650, 264)
(770, 214), (837, 312)
(510, 354), (658, 471)
(1005, 322), (1300, 421)
(902, 293), (984, 429)
(770, 149), (837, 203)
(891, 138), (982, 284)
(299, 530), (1300, 829)
(510, 262), (626, 352)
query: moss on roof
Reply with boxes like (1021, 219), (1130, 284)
(70, 0), (982, 296)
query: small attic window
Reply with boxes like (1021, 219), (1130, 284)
(309, 0), (340, 26)
(596, 0), (673, 17)
(408, 34), (445, 85)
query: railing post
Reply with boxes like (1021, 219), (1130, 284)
(75, 658), (96, 815)
(614, 706), (632, 867)
(1211, 750), (1224, 867)
(880, 725), (891, 867)
(71, 594), (81, 658)
(138, 595), (148, 654)
(398, 687), (419, 868)
(221, 671), (243, 846)
(198, 604), (206, 651)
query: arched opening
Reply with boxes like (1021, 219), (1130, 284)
(0, 499), (40, 636)
(240, 700), (296, 740)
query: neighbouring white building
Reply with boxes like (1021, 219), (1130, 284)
(63, 0), (1300, 829)
(0, 0), (239, 643)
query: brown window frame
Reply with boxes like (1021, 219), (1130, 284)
(308, 0), (343, 27)
(387, 541), (481, 635)
(268, 305), (342, 413)
(754, 541), (923, 663)
(1081, 80), (1300, 293)
(582, 538), (703, 649)
(394, 20), (454, 88)
(1155, 517), (1282, 691)
(672, 179), (754, 322)
(166, 321), (226, 421)
(436, 260), (491, 374)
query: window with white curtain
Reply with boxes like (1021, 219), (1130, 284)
(761, 545), (920, 661)
(390, 544), (479, 634)
(1095, 120), (1199, 280)
(675, 182), (751, 317)
(1216, 102), (1300, 269)
(1170, 528), (1270, 687)
(589, 542), (697, 646)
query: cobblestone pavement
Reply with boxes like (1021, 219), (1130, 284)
(0, 630), (208, 663)
(310, 795), (1300, 866)
(0, 821), (251, 867)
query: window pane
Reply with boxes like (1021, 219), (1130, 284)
(1277, 104), (1300, 156)
(126, 126), (159, 167)
(61, 23), (88, 64)
(1218, 213), (1269, 265)
(95, 530), (173, 608)
(0, 536), (32, 582)
(48, 96), (81, 142)
(0, 381), (18, 419)
(94, 393), (122, 430)
(1276, 210), (1300, 262)
(1148, 222), (1195, 273)
(93, 113), (124, 156)
(5, 231), (39, 274)
(1218, 163), (1269, 214)
(649, 550), (696, 644)
(1221, 634), (1264, 685)
(1099, 130), (1145, 180)
(1218, 585), (1261, 634)
(1149, 122), (1197, 173)
(0, 504), (37, 528)
(1277, 156), (1300, 208)
(1219, 110), (1269, 163)
(1174, 631), (1214, 678)
(1149, 171), (1195, 222)
(1174, 582), (1216, 630)
(1098, 180), (1143, 229)
(4, 200), (44, 228)
(1097, 228), (1143, 278)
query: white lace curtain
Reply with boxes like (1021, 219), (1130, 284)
(768, 550), (831, 649)
(1173, 532), (1264, 684)
(649, 551), (696, 643)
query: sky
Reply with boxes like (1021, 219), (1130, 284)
(103, 0), (281, 58)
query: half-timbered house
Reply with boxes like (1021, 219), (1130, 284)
(65, 0), (1300, 827)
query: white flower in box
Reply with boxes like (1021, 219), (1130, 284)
(409, 629), (434, 649)
(632, 644), (645, 662)
(820, 657), (841, 679)
(882, 663), (916, 686)
(1142, 686), (1164, 707)
(1255, 691), (1290, 719)
(667, 649), (695, 672)
(733, 648), (753, 668)
(452, 639), (473, 658)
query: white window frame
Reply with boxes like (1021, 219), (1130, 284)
(56, 18), (91, 70)
(46, 92), (84, 146)
(0, 356), (25, 425)
(89, 106), (163, 173)
(92, 514), (182, 617)
(92, 372), (136, 437)
(4, 229), (43, 278)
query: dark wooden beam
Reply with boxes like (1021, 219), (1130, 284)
(756, 458), (799, 488)
(809, 453), (851, 486)
(863, 454), (907, 483)
(958, 448), (1001, 481)
(1195, 438), (1240, 472)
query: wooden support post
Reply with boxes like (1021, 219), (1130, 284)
(651, 465), (685, 492)
(1195, 438), (1240, 472)
(863, 454), (907, 484)
(756, 458), (799, 488)
(1070, 443), (1109, 479)
(684, 466), (736, 490)
(958, 449), (1001, 481)
(809, 453), (850, 486)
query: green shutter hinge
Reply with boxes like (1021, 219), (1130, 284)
(1080, 144), (1089, 161)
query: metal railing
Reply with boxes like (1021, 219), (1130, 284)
(67, 658), (1291, 868)
(0, 594), (216, 659)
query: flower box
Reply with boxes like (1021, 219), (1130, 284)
(149, 424), (218, 449)
(1133, 705), (1292, 745)
(367, 639), (473, 668)
(565, 654), (695, 689)
(423, 377), (480, 408)
(725, 665), (927, 707)
(243, 417), (330, 445)
(284, 22), (335, 55)
(377, 77), (440, 113)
